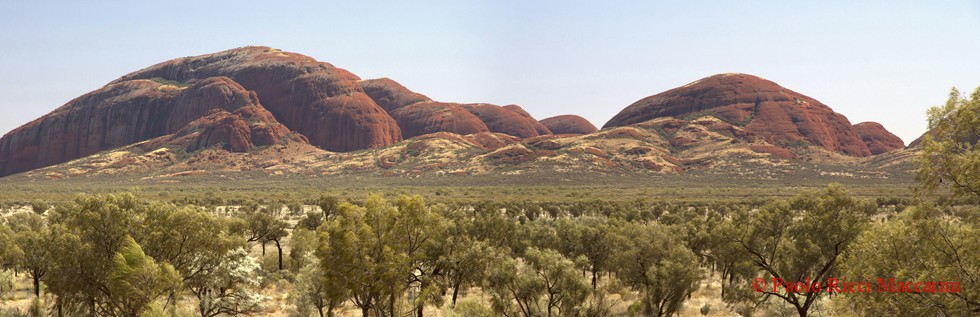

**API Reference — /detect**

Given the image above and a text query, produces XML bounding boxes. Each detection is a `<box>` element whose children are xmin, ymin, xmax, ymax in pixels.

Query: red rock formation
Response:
<box><xmin>359</xmin><ymin>78</ymin><xmax>431</xmax><ymax>112</ymax></box>
<box><xmin>749</xmin><ymin>145</ymin><xmax>797</xmax><ymax>159</ymax></box>
<box><xmin>466</xmin><ymin>132</ymin><xmax>521</xmax><ymax>151</ymax></box>
<box><xmin>0</xmin><ymin>76</ymin><xmax>271</xmax><ymax>176</ymax></box>
<box><xmin>540</xmin><ymin>115</ymin><xmax>598</xmax><ymax>135</ymax></box>
<box><xmin>604</xmin><ymin>73</ymin><xmax>873</xmax><ymax>156</ymax></box>
<box><xmin>109</xmin><ymin>46</ymin><xmax>402</xmax><ymax>152</ymax></box>
<box><xmin>389</xmin><ymin>102</ymin><xmax>489</xmax><ymax>138</ymax></box>
<box><xmin>502</xmin><ymin>105</ymin><xmax>552</xmax><ymax>135</ymax></box>
<box><xmin>144</xmin><ymin>105</ymin><xmax>307</xmax><ymax>153</ymax></box>
<box><xmin>1</xmin><ymin>46</ymin><xmax>593</xmax><ymax>176</ymax></box>
<box><xmin>0</xmin><ymin>46</ymin><xmax>412</xmax><ymax>176</ymax></box>
<box><xmin>462</xmin><ymin>104</ymin><xmax>541</xmax><ymax>138</ymax></box>
<box><xmin>852</xmin><ymin>122</ymin><xmax>904</xmax><ymax>155</ymax></box>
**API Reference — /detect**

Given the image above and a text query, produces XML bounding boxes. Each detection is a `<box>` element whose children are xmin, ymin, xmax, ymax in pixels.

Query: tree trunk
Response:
<box><xmin>32</xmin><ymin>274</ymin><xmax>40</xmax><ymax>297</ymax></box>
<box><xmin>417</xmin><ymin>305</ymin><xmax>424</xmax><ymax>317</ymax></box>
<box><xmin>275</xmin><ymin>239</ymin><xmax>283</xmax><ymax>271</ymax></box>
<box><xmin>390</xmin><ymin>292</ymin><xmax>396</xmax><ymax>317</ymax></box>
<box><xmin>317</xmin><ymin>305</ymin><xmax>324</xmax><ymax>317</ymax></box>
<box><xmin>451</xmin><ymin>284</ymin><xmax>461</xmax><ymax>306</ymax></box>
<box><xmin>261</xmin><ymin>241</ymin><xmax>266</xmax><ymax>256</ymax></box>
<box><xmin>362</xmin><ymin>306</ymin><xmax>370</xmax><ymax>317</ymax></box>
<box><xmin>591</xmin><ymin>267</ymin><xmax>598</xmax><ymax>290</ymax></box>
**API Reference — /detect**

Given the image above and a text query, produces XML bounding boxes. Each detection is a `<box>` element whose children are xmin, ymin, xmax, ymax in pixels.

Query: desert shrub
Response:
<box><xmin>0</xmin><ymin>270</ymin><xmax>14</xmax><ymax>300</ymax></box>
<box><xmin>29</xmin><ymin>200</ymin><xmax>48</xmax><ymax>214</ymax></box>
<box><xmin>735</xmin><ymin>304</ymin><xmax>754</xmax><ymax>317</ymax></box>
<box><xmin>447</xmin><ymin>298</ymin><xmax>494</xmax><ymax>317</ymax></box>
<box><xmin>0</xmin><ymin>307</ymin><xmax>27</xmax><ymax>317</ymax></box>
<box><xmin>259</xmin><ymin>253</ymin><xmax>293</xmax><ymax>280</ymax></box>
<box><xmin>28</xmin><ymin>297</ymin><xmax>44</xmax><ymax>317</ymax></box>
<box><xmin>287</xmin><ymin>202</ymin><xmax>303</xmax><ymax>216</ymax></box>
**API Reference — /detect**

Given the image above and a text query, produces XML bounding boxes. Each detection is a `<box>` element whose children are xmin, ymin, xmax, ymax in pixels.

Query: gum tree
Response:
<box><xmin>725</xmin><ymin>184</ymin><xmax>874</xmax><ymax>317</ymax></box>
<box><xmin>316</xmin><ymin>195</ymin><xmax>445</xmax><ymax>317</ymax></box>
<box><xmin>917</xmin><ymin>87</ymin><xmax>980</xmax><ymax>198</ymax></box>
<box><xmin>611</xmin><ymin>222</ymin><xmax>702</xmax><ymax>317</ymax></box>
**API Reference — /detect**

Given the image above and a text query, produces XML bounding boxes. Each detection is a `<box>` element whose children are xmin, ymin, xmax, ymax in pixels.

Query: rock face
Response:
<box><xmin>361</xmin><ymin>79</ymin><xmax>553</xmax><ymax>140</ymax></box>
<box><xmin>0</xmin><ymin>47</ymin><xmax>571</xmax><ymax>177</ymax></box>
<box><xmin>540</xmin><ymin>115</ymin><xmax>598</xmax><ymax>135</ymax></box>
<box><xmin>109</xmin><ymin>46</ymin><xmax>402</xmax><ymax>152</ymax></box>
<box><xmin>389</xmin><ymin>102</ymin><xmax>490</xmax><ymax>138</ymax></box>
<box><xmin>0</xmin><ymin>47</ymin><xmax>407</xmax><ymax>177</ymax></box>
<box><xmin>502</xmin><ymin>105</ymin><xmax>552</xmax><ymax>135</ymax></box>
<box><xmin>604</xmin><ymin>73</ymin><xmax>877</xmax><ymax>157</ymax></box>
<box><xmin>359</xmin><ymin>78</ymin><xmax>431</xmax><ymax>112</ymax></box>
<box><xmin>143</xmin><ymin>105</ymin><xmax>307</xmax><ymax>153</ymax></box>
<box><xmin>0</xmin><ymin>76</ymin><xmax>281</xmax><ymax>176</ymax></box>
<box><xmin>463</xmin><ymin>104</ymin><xmax>542</xmax><ymax>139</ymax></box>
<box><xmin>852</xmin><ymin>122</ymin><xmax>904</xmax><ymax>154</ymax></box>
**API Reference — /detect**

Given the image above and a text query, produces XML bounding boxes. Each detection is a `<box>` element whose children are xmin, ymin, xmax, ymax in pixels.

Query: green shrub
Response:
<box><xmin>0</xmin><ymin>270</ymin><xmax>14</xmax><ymax>300</ymax></box>
<box><xmin>447</xmin><ymin>298</ymin><xmax>493</xmax><ymax>317</ymax></box>
<box><xmin>30</xmin><ymin>200</ymin><xmax>49</xmax><ymax>214</ymax></box>
<box><xmin>0</xmin><ymin>307</ymin><xmax>27</xmax><ymax>317</ymax></box>
<box><xmin>28</xmin><ymin>297</ymin><xmax>44</xmax><ymax>317</ymax></box>
<box><xmin>735</xmin><ymin>304</ymin><xmax>754</xmax><ymax>317</ymax></box>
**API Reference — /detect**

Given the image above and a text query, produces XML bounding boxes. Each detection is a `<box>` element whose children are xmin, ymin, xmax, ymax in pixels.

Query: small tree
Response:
<box><xmin>612</xmin><ymin>222</ymin><xmax>702</xmax><ymax>317</ymax></box>
<box><xmin>30</xmin><ymin>200</ymin><xmax>49</xmax><ymax>215</ymax></box>
<box><xmin>108</xmin><ymin>236</ymin><xmax>182</xmax><ymax>316</ymax></box>
<box><xmin>3</xmin><ymin>213</ymin><xmax>51</xmax><ymax>297</ymax></box>
<box><xmin>189</xmin><ymin>248</ymin><xmax>267</xmax><ymax>317</ymax></box>
<box><xmin>289</xmin><ymin>228</ymin><xmax>318</xmax><ymax>272</ymax></box>
<box><xmin>264</xmin><ymin>220</ymin><xmax>289</xmax><ymax>271</ymax></box>
<box><xmin>0</xmin><ymin>224</ymin><xmax>23</xmax><ymax>269</ymax></box>
<box><xmin>316</xmin><ymin>195</ymin><xmax>445</xmax><ymax>317</ymax></box>
<box><xmin>486</xmin><ymin>247</ymin><xmax>595</xmax><ymax>317</ymax></box>
<box><xmin>912</xmin><ymin>88</ymin><xmax>980</xmax><ymax>314</ymax></box>
<box><xmin>841</xmin><ymin>204</ymin><xmax>980</xmax><ymax>315</ymax></box>
<box><xmin>725</xmin><ymin>184</ymin><xmax>874</xmax><ymax>317</ymax></box>
<box><xmin>315</xmin><ymin>195</ymin><xmax>340</xmax><ymax>219</ymax></box>
<box><xmin>13</xmin><ymin>229</ymin><xmax>53</xmax><ymax>297</ymax></box>
<box><xmin>553</xmin><ymin>217</ymin><xmax>615</xmax><ymax>290</ymax></box>
<box><xmin>443</xmin><ymin>237</ymin><xmax>494</xmax><ymax>306</ymax></box>
<box><xmin>317</xmin><ymin>196</ymin><xmax>409</xmax><ymax>317</ymax></box>
<box><xmin>0</xmin><ymin>270</ymin><xmax>14</xmax><ymax>301</ymax></box>
<box><xmin>290</xmin><ymin>257</ymin><xmax>344</xmax><ymax>317</ymax></box>
<box><xmin>917</xmin><ymin>87</ymin><xmax>980</xmax><ymax>198</ymax></box>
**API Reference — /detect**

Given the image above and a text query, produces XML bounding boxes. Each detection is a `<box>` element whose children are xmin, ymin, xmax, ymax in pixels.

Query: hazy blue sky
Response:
<box><xmin>2</xmin><ymin>1</ymin><xmax>978</xmax><ymax>143</ymax></box>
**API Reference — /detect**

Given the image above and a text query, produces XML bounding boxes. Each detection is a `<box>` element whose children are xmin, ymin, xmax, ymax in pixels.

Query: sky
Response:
<box><xmin>1</xmin><ymin>1</ymin><xmax>979</xmax><ymax>144</ymax></box>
